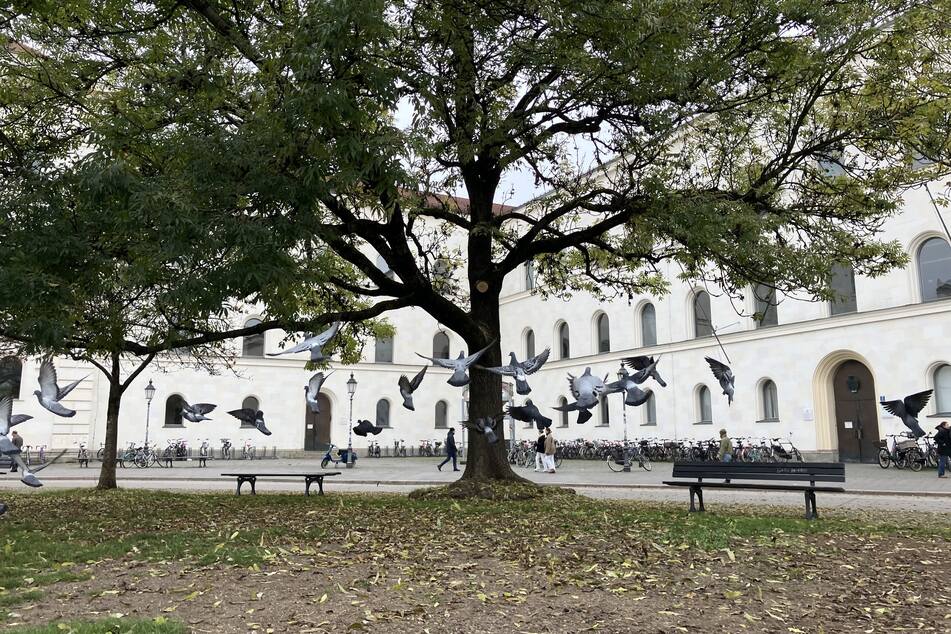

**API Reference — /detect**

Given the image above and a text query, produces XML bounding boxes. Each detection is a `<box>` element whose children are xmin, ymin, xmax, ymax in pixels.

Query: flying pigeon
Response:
<box><xmin>606</xmin><ymin>368</ymin><xmax>653</xmax><ymax>406</ymax></box>
<box><xmin>1</xmin><ymin>396</ymin><xmax>62</xmax><ymax>487</ymax></box>
<box><xmin>227</xmin><ymin>408</ymin><xmax>272</xmax><ymax>435</ymax></box>
<box><xmin>268</xmin><ymin>322</ymin><xmax>341</xmax><ymax>362</ymax></box>
<box><xmin>506</xmin><ymin>399</ymin><xmax>552</xmax><ymax>430</ymax></box>
<box><xmin>305</xmin><ymin>371</ymin><xmax>333</xmax><ymax>413</ymax></box>
<box><xmin>464</xmin><ymin>416</ymin><xmax>499</xmax><ymax>444</ymax></box>
<box><xmin>553</xmin><ymin>367</ymin><xmax>608</xmax><ymax>424</ymax></box>
<box><xmin>34</xmin><ymin>359</ymin><xmax>87</xmax><ymax>418</ymax></box>
<box><xmin>880</xmin><ymin>390</ymin><xmax>933</xmax><ymax>438</ymax></box>
<box><xmin>479</xmin><ymin>348</ymin><xmax>551</xmax><ymax>395</ymax></box>
<box><xmin>398</xmin><ymin>366</ymin><xmax>427</xmax><ymax>411</ymax></box>
<box><xmin>705</xmin><ymin>357</ymin><xmax>735</xmax><ymax>405</ymax></box>
<box><xmin>181</xmin><ymin>401</ymin><xmax>217</xmax><ymax>423</ymax></box>
<box><xmin>353</xmin><ymin>419</ymin><xmax>384</xmax><ymax>436</ymax></box>
<box><xmin>621</xmin><ymin>355</ymin><xmax>667</xmax><ymax>387</ymax></box>
<box><xmin>416</xmin><ymin>340</ymin><xmax>496</xmax><ymax>387</ymax></box>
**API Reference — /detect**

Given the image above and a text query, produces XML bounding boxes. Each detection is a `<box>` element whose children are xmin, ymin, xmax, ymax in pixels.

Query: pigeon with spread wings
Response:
<box><xmin>880</xmin><ymin>390</ymin><xmax>933</xmax><ymax>438</ymax></box>
<box><xmin>398</xmin><ymin>366</ymin><xmax>427</xmax><ymax>411</ymax></box>
<box><xmin>480</xmin><ymin>348</ymin><xmax>551</xmax><ymax>395</ymax></box>
<box><xmin>605</xmin><ymin>367</ymin><xmax>653</xmax><ymax>406</ymax></box>
<box><xmin>268</xmin><ymin>322</ymin><xmax>341</xmax><ymax>362</ymax></box>
<box><xmin>305</xmin><ymin>371</ymin><xmax>333</xmax><ymax>413</ymax></box>
<box><xmin>621</xmin><ymin>355</ymin><xmax>667</xmax><ymax>387</ymax></box>
<box><xmin>34</xmin><ymin>359</ymin><xmax>87</xmax><ymax>418</ymax></box>
<box><xmin>353</xmin><ymin>419</ymin><xmax>384</xmax><ymax>436</ymax></box>
<box><xmin>704</xmin><ymin>357</ymin><xmax>735</xmax><ymax>405</ymax></box>
<box><xmin>227</xmin><ymin>408</ymin><xmax>272</xmax><ymax>435</ymax></box>
<box><xmin>416</xmin><ymin>340</ymin><xmax>495</xmax><ymax>387</ymax></box>
<box><xmin>506</xmin><ymin>399</ymin><xmax>552</xmax><ymax>430</ymax></box>
<box><xmin>182</xmin><ymin>401</ymin><xmax>217</xmax><ymax>423</ymax></box>
<box><xmin>553</xmin><ymin>367</ymin><xmax>608</xmax><ymax>424</ymax></box>
<box><xmin>464</xmin><ymin>416</ymin><xmax>500</xmax><ymax>444</ymax></box>
<box><xmin>1</xmin><ymin>396</ymin><xmax>64</xmax><ymax>487</ymax></box>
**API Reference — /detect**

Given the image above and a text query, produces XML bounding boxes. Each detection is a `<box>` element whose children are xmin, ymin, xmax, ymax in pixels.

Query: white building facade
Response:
<box><xmin>2</xmin><ymin>186</ymin><xmax>951</xmax><ymax>462</ymax></box>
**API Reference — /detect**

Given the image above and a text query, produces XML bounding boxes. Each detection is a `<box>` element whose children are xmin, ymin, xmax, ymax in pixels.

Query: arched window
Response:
<box><xmin>524</xmin><ymin>261</ymin><xmax>535</xmax><ymax>291</ymax></box>
<box><xmin>435</xmin><ymin>400</ymin><xmax>448</xmax><ymax>428</ymax></box>
<box><xmin>644</xmin><ymin>392</ymin><xmax>657</xmax><ymax>426</ymax></box>
<box><xmin>753</xmin><ymin>284</ymin><xmax>778</xmax><ymax>327</ymax></box>
<box><xmin>596</xmin><ymin>314</ymin><xmax>610</xmax><ymax>353</ymax></box>
<box><xmin>558</xmin><ymin>322</ymin><xmax>570</xmax><ymax>359</ymax></box>
<box><xmin>0</xmin><ymin>356</ymin><xmax>23</xmax><ymax>399</ymax></box>
<box><xmin>761</xmin><ymin>380</ymin><xmax>779</xmax><ymax>421</ymax></box>
<box><xmin>697</xmin><ymin>386</ymin><xmax>713</xmax><ymax>423</ymax></box>
<box><xmin>641</xmin><ymin>303</ymin><xmax>657</xmax><ymax>347</ymax></box>
<box><xmin>558</xmin><ymin>397</ymin><xmax>569</xmax><ymax>427</ymax></box>
<box><xmin>598</xmin><ymin>395</ymin><xmax>610</xmax><ymax>426</ymax></box>
<box><xmin>376</xmin><ymin>254</ymin><xmax>396</xmax><ymax>280</ymax></box>
<box><xmin>829</xmin><ymin>263</ymin><xmax>857</xmax><ymax>315</ymax></box>
<box><xmin>917</xmin><ymin>237</ymin><xmax>951</xmax><ymax>302</ymax></box>
<box><xmin>374</xmin><ymin>336</ymin><xmax>394</xmax><ymax>363</ymax></box>
<box><xmin>934</xmin><ymin>365</ymin><xmax>951</xmax><ymax>414</ymax></box>
<box><xmin>164</xmin><ymin>394</ymin><xmax>185</xmax><ymax>427</ymax></box>
<box><xmin>525</xmin><ymin>329</ymin><xmax>535</xmax><ymax>359</ymax></box>
<box><xmin>432</xmin><ymin>331</ymin><xmax>451</xmax><ymax>359</ymax></box>
<box><xmin>376</xmin><ymin>399</ymin><xmax>391</xmax><ymax>427</ymax></box>
<box><xmin>693</xmin><ymin>292</ymin><xmax>713</xmax><ymax>338</ymax></box>
<box><xmin>240</xmin><ymin>396</ymin><xmax>259</xmax><ymax>427</ymax></box>
<box><xmin>242</xmin><ymin>319</ymin><xmax>265</xmax><ymax>357</ymax></box>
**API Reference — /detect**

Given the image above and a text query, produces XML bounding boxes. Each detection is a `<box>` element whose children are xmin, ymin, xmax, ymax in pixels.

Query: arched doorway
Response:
<box><xmin>304</xmin><ymin>394</ymin><xmax>332</xmax><ymax>451</ymax></box>
<box><xmin>832</xmin><ymin>360</ymin><xmax>879</xmax><ymax>462</ymax></box>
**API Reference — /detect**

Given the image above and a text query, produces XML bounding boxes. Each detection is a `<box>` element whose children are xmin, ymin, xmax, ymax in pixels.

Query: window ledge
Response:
<box><xmin>595</xmin><ymin>423</ymin><xmax>610</xmax><ymax>427</ymax></box>
<box><xmin>163</xmin><ymin>424</ymin><xmax>185</xmax><ymax>429</ymax></box>
<box><xmin>756</xmin><ymin>418</ymin><xmax>781</xmax><ymax>423</ymax></box>
<box><xmin>640</xmin><ymin>422</ymin><xmax>657</xmax><ymax>427</ymax></box>
<box><xmin>694</xmin><ymin>421</ymin><xmax>713</xmax><ymax>425</ymax></box>
<box><xmin>926</xmin><ymin>413</ymin><xmax>951</xmax><ymax>418</ymax></box>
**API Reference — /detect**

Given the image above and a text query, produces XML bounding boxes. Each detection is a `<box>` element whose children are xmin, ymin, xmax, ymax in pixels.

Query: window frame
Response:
<box><xmin>376</xmin><ymin>399</ymin><xmax>391</xmax><ymax>428</ymax></box>
<box><xmin>241</xmin><ymin>318</ymin><xmax>265</xmax><ymax>357</ymax></box>
<box><xmin>696</xmin><ymin>385</ymin><xmax>713</xmax><ymax>424</ymax></box>
<box><xmin>640</xmin><ymin>303</ymin><xmax>657</xmax><ymax>347</ymax></box>
<box><xmin>596</xmin><ymin>313</ymin><xmax>611</xmax><ymax>353</ymax></box>
<box><xmin>435</xmin><ymin>400</ymin><xmax>448</xmax><ymax>429</ymax></box>
<box><xmin>164</xmin><ymin>394</ymin><xmax>187</xmax><ymax>428</ymax></box>
<box><xmin>374</xmin><ymin>336</ymin><xmax>394</xmax><ymax>363</ymax></box>
<box><xmin>432</xmin><ymin>331</ymin><xmax>451</xmax><ymax>359</ymax></box>
<box><xmin>693</xmin><ymin>292</ymin><xmax>713</xmax><ymax>338</ymax></box>
<box><xmin>0</xmin><ymin>356</ymin><xmax>23</xmax><ymax>400</ymax></box>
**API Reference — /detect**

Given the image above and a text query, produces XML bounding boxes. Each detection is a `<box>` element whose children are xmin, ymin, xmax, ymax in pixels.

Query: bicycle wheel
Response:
<box><xmin>555</xmin><ymin>456</ymin><xmax>563</xmax><ymax>469</ymax></box>
<box><xmin>639</xmin><ymin>456</ymin><xmax>652</xmax><ymax>472</ymax></box>
<box><xmin>877</xmin><ymin>449</ymin><xmax>890</xmax><ymax>469</ymax></box>
<box><xmin>96</xmin><ymin>447</ymin><xmax>104</xmax><ymax>460</ymax></box>
<box><xmin>320</xmin><ymin>458</ymin><xmax>330</xmax><ymax>469</ymax></box>
<box><xmin>792</xmin><ymin>449</ymin><xmax>804</xmax><ymax>462</ymax></box>
<box><xmin>908</xmin><ymin>449</ymin><xmax>924</xmax><ymax>472</ymax></box>
<box><xmin>606</xmin><ymin>456</ymin><xmax>625</xmax><ymax>472</ymax></box>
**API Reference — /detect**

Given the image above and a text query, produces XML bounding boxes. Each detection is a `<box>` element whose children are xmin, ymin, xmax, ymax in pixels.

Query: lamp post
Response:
<box><xmin>618</xmin><ymin>365</ymin><xmax>630</xmax><ymax>472</ymax></box>
<box><xmin>346</xmin><ymin>373</ymin><xmax>357</xmax><ymax>468</ymax></box>
<box><xmin>144</xmin><ymin>380</ymin><xmax>156</xmax><ymax>448</ymax></box>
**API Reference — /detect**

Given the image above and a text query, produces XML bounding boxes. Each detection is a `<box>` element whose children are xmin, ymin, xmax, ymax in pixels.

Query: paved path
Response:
<box><xmin>2</xmin><ymin>457</ymin><xmax>948</xmax><ymax>512</ymax></box>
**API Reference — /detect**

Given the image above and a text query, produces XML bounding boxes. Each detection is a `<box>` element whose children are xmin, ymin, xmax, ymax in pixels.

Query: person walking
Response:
<box><xmin>9</xmin><ymin>431</ymin><xmax>22</xmax><ymax>473</ymax></box>
<box><xmin>718</xmin><ymin>429</ymin><xmax>733</xmax><ymax>463</ymax></box>
<box><xmin>935</xmin><ymin>421</ymin><xmax>951</xmax><ymax>478</ymax></box>
<box><xmin>543</xmin><ymin>428</ymin><xmax>557</xmax><ymax>473</ymax></box>
<box><xmin>437</xmin><ymin>427</ymin><xmax>459</xmax><ymax>472</ymax></box>
<box><xmin>534</xmin><ymin>429</ymin><xmax>546</xmax><ymax>472</ymax></box>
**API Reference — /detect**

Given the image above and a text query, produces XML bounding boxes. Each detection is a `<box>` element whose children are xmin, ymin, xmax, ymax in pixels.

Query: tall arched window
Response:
<box><xmin>596</xmin><ymin>314</ymin><xmax>611</xmax><ymax>353</ymax></box>
<box><xmin>374</xmin><ymin>336</ymin><xmax>394</xmax><ymax>363</ymax></box>
<box><xmin>432</xmin><ymin>331</ymin><xmax>451</xmax><ymax>359</ymax></box>
<box><xmin>934</xmin><ymin>365</ymin><xmax>951</xmax><ymax>414</ymax></box>
<box><xmin>693</xmin><ymin>292</ymin><xmax>713</xmax><ymax>338</ymax></box>
<box><xmin>376</xmin><ymin>399</ymin><xmax>391</xmax><ymax>427</ymax></box>
<box><xmin>435</xmin><ymin>400</ymin><xmax>448</xmax><ymax>428</ymax></box>
<box><xmin>240</xmin><ymin>396</ymin><xmax>259</xmax><ymax>427</ymax></box>
<box><xmin>524</xmin><ymin>261</ymin><xmax>535</xmax><ymax>291</ymax></box>
<box><xmin>697</xmin><ymin>386</ymin><xmax>713</xmax><ymax>423</ymax></box>
<box><xmin>640</xmin><ymin>303</ymin><xmax>657</xmax><ymax>347</ymax></box>
<box><xmin>761</xmin><ymin>380</ymin><xmax>779</xmax><ymax>421</ymax></box>
<box><xmin>917</xmin><ymin>237</ymin><xmax>951</xmax><ymax>302</ymax></box>
<box><xmin>376</xmin><ymin>254</ymin><xmax>396</xmax><ymax>280</ymax></box>
<box><xmin>644</xmin><ymin>392</ymin><xmax>657</xmax><ymax>426</ymax></box>
<box><xmin>753</xmin><ymin>284</ymin><xmax>778</xmax><ymax>327</ymax></box>
<box><xmin>242</xmin><ymin>319</ymin><xmax>265</xmax><ymax>357</ymax></box>
<box><xmin>525</xmin><ymin>329</ymin><xmax>535</xmax><ymax>359</ymax></box>
<box><xmin>558</xmin><ymin>322</ymin><xmax>570</xmax><ymax>359</ymax></box>
<box><xmin>829</xmin><ymin>263</ymin><xmax>857</xmax><ymax>315</ymax></box>
<box><xmin>164</xmin><ymin>394</ymin><xmax>186</xmax><ymax>427</ymax></box>
<box><xmin>558</xmin><ymin>397</ymin><xmax>569</xmax><ymax>427</ymax></box>
<box><xmin>598</xmin><ymin>395</ymin><xmax>610</xmax><ymax>426</ymax></box>
<box><xmin>0</xmin><ymin>356</ymin><xmax>23</xmax><ymax>399</ymax></box>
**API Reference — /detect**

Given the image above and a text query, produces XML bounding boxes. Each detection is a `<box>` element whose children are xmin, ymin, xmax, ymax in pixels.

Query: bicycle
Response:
<box><xmin>242</xmin><ymin>439</ymin><xmax>256</xmax><ymax>460</ymax></box>
<box><xmin>606</xmin><ymin>444</ymin><xmax>652</xmax><ymax>472</ymax></box>
<box><xmin>221</xmin><ymin>438</ymin><xmax>233</xmax><ymax>460</ymax></box>
<box><xmin>77</xmin><ymin>442</ymin><xmax>89</xmax><ymax>465</ymax></box>
<box><xmin>878</xmin><ymin>434</ymin><xmax>923</xmax><ymax>471</ymax></box>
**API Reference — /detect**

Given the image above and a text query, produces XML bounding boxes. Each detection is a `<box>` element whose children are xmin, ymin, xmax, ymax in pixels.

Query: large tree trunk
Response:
<box><xmin>97</xmin><ymin>360</ymin><xmax>122</xmax><ymax>490</ymax></box>
<box><xmin>459</xmin><ymin>286</ymin><xmax>528</xmax><ymax>483</ymax></box>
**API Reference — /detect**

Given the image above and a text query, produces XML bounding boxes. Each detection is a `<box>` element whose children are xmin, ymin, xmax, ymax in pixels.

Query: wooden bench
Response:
<box><xmin>221</xmin><ymin>472</ymin><xmax>342</xmax><ymax>496</ymax></box>
<box><xmin>663</xmin><ymin>462</ymin><xmax>846</xmax><ymax>520</ymax></box>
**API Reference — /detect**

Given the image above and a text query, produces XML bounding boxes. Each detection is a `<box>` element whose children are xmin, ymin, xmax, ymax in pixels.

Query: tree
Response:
<box><xmin>3</xmin><ymin>0</ymin><xmax>947</xmax><ymax>487</ymax></box>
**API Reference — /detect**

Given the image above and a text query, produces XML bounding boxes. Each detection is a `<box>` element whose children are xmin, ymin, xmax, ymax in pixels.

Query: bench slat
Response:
<box><xmin>663</xmin><ymin>481</ymin><xmax>845</xmax><ymax>493</ymax></box>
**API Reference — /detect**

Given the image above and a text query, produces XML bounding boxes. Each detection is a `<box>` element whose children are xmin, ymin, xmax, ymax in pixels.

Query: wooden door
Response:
<box><xmin>832</xmin><ymin>360</ymin><xmax>879</xmax><ymax>462</ymax></box>
<box><xmin>304</xmin><ymin>394</ymin><xmax>332</xmax><ymax>451</ymax></box>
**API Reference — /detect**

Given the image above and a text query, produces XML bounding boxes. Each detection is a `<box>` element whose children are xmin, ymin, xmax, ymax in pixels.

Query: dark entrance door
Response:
<box><xmin>832</xmin><ymin>360</ymin><xmax>879</xmax><ymax>462</ymax></box>
<box><xmin>304</xmin><ymin>394</ymin><xmax>332</xmax><ymax>451</ymax></box>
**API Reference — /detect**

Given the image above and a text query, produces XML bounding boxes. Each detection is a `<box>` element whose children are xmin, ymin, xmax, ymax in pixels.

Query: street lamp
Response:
<box><xmin>617</xmin><ymin>364</ymin><xmax>630</xmax><ymax>472</ymax></box>
<box><xmin>144</xmin><ymin>380</ymin><xmax>156</xmax><ymax>448</ymax></box>
<box><xmin>346</xmin><ymin>373</ymin><xmax>357</xmax><ymax>468</ymax></box>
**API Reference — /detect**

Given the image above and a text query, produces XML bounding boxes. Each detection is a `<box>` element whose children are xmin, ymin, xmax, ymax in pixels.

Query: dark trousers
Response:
<box><xmin>439</xmin><ymin>453</ymin><xmax>458</xmax><ymax>470</ymax></box>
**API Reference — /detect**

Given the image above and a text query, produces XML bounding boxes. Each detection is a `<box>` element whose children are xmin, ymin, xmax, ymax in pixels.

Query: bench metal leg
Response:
<box><xmin>198</xmin><ymin>457</ymin><xmax>207</xmax><ymax>467</ymax></box>
<box><xmin>689</xmin><ymin>485</ymin><xmax>705</xmax><ymax>513</ymax></box>
<box><xmin>236</xmin><ymin>475</ymin><xmax>256</xmax><ymax>496</ymax></box>
<box><xmin>304</xmin><ymin>476</ymin><xmax>325</xmax><ymax>496</ymax></box>
<box><xmin>804</xmin><ymin>490</ymin><xmax>818</xmax><ymax>520</ymax></box>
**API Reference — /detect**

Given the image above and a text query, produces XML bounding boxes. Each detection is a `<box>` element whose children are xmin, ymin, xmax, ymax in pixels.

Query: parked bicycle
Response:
<box><xmin>878</xmin><ymin>433</ymin><xmax>924</xmax><ymax>471</ymax></box>
<box><xmin>241</xmin><ymin>439</ymin><xmax>256</xmax><ymax>460</ymax></box>
<box><xmin>220</xmin><ymin>438</ymin><xmax>233</xmax><ymax>460</ymax></box>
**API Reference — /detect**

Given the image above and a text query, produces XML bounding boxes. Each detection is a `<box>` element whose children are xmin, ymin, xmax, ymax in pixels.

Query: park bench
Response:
<box><xmin>663</xmin><ymin>461</ymin><xmax>846</xmax><ymax>520</ymax></box>
<box><xmin>221</xmin><ymin>471</ymin><xmax>342</xmax><ymax>496</ymax></box>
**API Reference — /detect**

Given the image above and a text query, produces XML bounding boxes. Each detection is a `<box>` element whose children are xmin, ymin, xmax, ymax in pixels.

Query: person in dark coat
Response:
<box><xmin>935</xmin><ymin>421</ymin><xmax>951</xmax><ymax>478</ymax></box>
<box><xmin>534</xmin><ymin>430</ymin><xmax>546</xmax><ymax>472</ymax></box>
<box><xmin>9</xmin><ymin>431</ymin><xmax>22</xmax><ymax>473</ymax></box>
<box><xmin>437</xmin><ymin>428</ymin><xmax>459</xmax><ymax>471</ymax></box>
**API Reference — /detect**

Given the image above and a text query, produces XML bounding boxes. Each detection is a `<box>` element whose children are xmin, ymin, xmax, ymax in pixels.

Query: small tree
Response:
<box><xmin>3</xmin><ymin>0</ymin><xmax>948</xmax><ymax>489</ymax></box>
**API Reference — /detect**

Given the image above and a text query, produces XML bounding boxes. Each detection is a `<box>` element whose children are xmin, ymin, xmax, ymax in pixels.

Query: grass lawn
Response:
<box><xmin>0</xmin><ymin>489</ymin><xmax>948</xmax><ymax>633</ymax></box>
